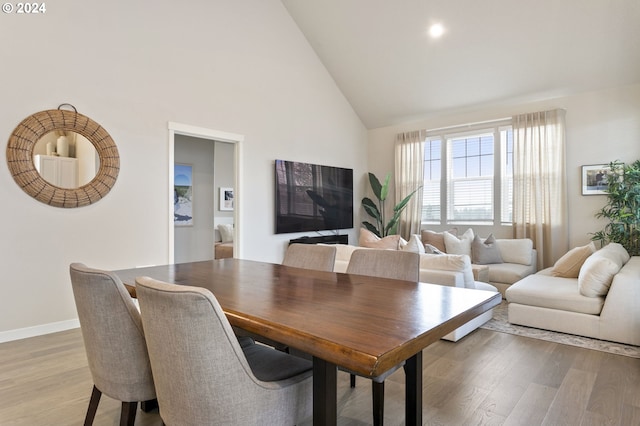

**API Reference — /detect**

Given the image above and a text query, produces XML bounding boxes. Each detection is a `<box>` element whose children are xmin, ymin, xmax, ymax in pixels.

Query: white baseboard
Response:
<box><xmin>0</xmin><ymin>319</ymin><xmax>80</xmax><ymax>344</ymax></box>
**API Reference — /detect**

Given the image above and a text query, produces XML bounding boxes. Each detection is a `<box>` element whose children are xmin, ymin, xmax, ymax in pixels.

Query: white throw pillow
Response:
<box><xmin>578</xmin><ymin>245</ymin><xmax>625</xmax><ymax>297</ymax></box>
<box><xmin>496</xmin><ymin>238</ymin><xmax>533</xmax><ymax>265</ymax></box>
<box><xmin>400</xmin><ymin>235</ymin><xmax>426</xmax><ymax>254</ymax></box>
<box><xmin>444</xmin><ymin>228</ymin><xmax>474</xmax><ymax>257</ymax></box>
<box><xmin>599</xmin><ymin>242</ymin><xmax>630</xmax><ymax>265</ymax></box>
<box><xmin>218</xmin><ymin>224</ymin><xmax>234</xmax><ymax>243</ymax></box>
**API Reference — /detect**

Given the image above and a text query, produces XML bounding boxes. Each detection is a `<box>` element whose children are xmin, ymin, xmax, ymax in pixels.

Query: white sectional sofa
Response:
<box><xmin>420</xmin><ymin>228</ymin><xmax>537</xmax><ymax>296</ymax></box>
<box><xmin>506</xmin><ymin>243</ymin><xmax>640</xmax><ymax>346</ymax></box>
<box><xmin>331</xmin><ymin>243</ymin><xmax>501</xmax><ymax>342</ymax></box>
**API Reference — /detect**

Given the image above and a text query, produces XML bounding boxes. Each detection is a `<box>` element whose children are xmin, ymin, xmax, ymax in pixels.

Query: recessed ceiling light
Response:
<box><xmin>429</xmin><ymin>23</ymin><xmax>445</xmax><ymax>39</ymax></box>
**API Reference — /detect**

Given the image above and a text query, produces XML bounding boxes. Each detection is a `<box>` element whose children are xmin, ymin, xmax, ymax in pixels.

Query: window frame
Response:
<box><xmin>421</xmin><ymin>120</ymin><xmax>513</xmax><ymax>226</ymax></box>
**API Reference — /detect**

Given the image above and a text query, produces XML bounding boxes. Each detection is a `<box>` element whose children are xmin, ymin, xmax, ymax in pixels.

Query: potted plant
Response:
<box><xmin>592</xmin><ymin>159</ymin><xmax>640</xmax><ymax>256</ymax></box>
<box><xmin>361</xmin><ymin>172</ymin><xmax>420</xmax><ymax>237</ymax></box>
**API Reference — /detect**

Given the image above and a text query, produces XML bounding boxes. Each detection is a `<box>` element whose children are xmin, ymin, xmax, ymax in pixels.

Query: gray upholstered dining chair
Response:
<box><xmin>282</xmin><ymin>243</ymin><xmax>337</xmax><ymax>271</ymax></box>
<box><xmin>69</xmin><ymin>263</ymin><xmax>156</xmax><ymax>426</ymax></box>
<box><xmin>345</xmin><ymin>248</ymin><xmax>421</xmax><ymax>426</ymax></box>
<box><xmin>135</xmin><ymin>276</ymin><xmax>313</xmax><ymax>426</ymax></box>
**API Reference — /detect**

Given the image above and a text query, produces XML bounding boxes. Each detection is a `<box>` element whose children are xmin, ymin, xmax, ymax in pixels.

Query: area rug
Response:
<box><xmin>480</xmin><ymin>301</ymin><xmax>640</xmax><ymax>358</ymax></box>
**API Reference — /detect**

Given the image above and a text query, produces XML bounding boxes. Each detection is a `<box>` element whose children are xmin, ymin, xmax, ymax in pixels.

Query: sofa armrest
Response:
<box><xmin>419</xmin><ymin>270</ymin><xmax>466</xmax><ymax>288</ymax></box>
<box><xmin>599</xmin><ymin>257</ymin><xmax>640</xmax><ymax>346</ymax></box>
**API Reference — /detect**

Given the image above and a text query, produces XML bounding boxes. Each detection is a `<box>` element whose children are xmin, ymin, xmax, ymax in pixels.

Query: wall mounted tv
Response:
<box><xmin>275</xmin><ymin>159</ymin><xmax>354</xmax><ymax>234</ymax></box>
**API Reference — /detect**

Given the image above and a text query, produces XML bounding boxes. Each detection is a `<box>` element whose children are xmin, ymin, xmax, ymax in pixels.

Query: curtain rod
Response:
<box><xmin>425</xmin><ymin>116</ymin><xmax>512</xmax><ymax>133</ymax></box>
<box><xmin>422</xmin><ymin>107</ymin><xmax>567</xmax><ymax>134</ymax></box>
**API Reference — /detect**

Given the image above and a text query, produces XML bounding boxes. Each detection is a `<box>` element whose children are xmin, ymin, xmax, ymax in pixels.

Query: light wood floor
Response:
<box><xmin>1</xmin><ymin>327</ymin><xmax>639</xmax><ymax>425</ymax></box>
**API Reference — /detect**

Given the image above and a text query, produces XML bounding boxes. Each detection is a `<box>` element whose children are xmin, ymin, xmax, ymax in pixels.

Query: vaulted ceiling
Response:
<box><xmin>282</xmin><ymin>0</ymin><xmax>640</xmax><ymax>129</ymax></box>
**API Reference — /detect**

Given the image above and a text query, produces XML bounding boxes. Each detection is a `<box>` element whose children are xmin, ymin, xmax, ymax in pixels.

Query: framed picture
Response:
<box><xmin>581</xmin><ymin>164</ymin><xmax>610</xmax><ymax>195</ymax></box>
<box><xmin>174</xmin><ymin>164</ymin><xmax>193</xmax><ymax>226</ymax></box>
<box><xmin>220</xmin><ymin>187</ymin><xmax>234</xmax><ymax>211</ymax></box>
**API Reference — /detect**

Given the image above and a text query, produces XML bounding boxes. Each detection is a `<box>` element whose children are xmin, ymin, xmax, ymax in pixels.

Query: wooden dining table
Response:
<box><xmin>114</xmin><ymin>258</ymin><xmax>501</xmax><ymax>425</ymax></box>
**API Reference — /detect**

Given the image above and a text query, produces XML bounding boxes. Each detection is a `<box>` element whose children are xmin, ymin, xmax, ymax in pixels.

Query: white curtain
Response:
<box><xmin>512</xmin><ymin>109</ymin><xmax>568</xmax><ymax>269</ymax></box>
<box><xmin>395</xmin><ymin>130</ymin><xmax>425</xmax><ymax>240</ymax></box>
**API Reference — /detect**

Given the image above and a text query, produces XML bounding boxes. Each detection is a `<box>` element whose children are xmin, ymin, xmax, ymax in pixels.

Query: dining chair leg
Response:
<box><xmin>83</xmin><ymin>385</ymin><xmax>102</xmax><ymax>426</ymax></box>
<box><xmin>120</xmin><ymin>401</ymin><xmax>138</xmax><ymax>426</ymax></box>
<box><xmin>372</xmin><ymin>380</ymin><xmax>385</xmax><ymax>426</ymax></box>
<box><xmin>350</xmin><ymin>373</ymin><xmax>356</xmax><ymax>388</ymax></box>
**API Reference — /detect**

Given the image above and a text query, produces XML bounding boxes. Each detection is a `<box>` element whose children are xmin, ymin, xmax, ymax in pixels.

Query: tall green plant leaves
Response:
<box><xmin>361</xmin><ymin>172</ymin><xmax>420</xmax><ymax>237</ymax></box>
<box><xmin>384</xmin><ymin>188</ymin><xmax>421</xmax><ymax>236</ymax></box>
<box><xmin>592</xmin><ymin>159</ymin><xmax>640</xmax><ymax>256</ymax></box>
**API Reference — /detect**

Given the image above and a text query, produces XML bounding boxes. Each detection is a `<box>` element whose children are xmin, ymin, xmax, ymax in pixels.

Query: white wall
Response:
<box><xmin>368</xmin><ymin>84</ymin><xmax>640</xmax><ymax>248</ymax></box>
<box><xmin>0</xmin><ymin>0</ymin><xmax>367</xmax><ymax>337</ymax></box>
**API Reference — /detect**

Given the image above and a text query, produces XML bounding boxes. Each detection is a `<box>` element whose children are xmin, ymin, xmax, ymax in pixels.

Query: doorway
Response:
<box><xmin>168</xmin><ymin>122</ymin><xmax>243</xmax><ymax>263</ymax></box>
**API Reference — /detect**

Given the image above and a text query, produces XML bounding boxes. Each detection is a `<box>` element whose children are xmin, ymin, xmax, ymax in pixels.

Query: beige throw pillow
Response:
<box><xmin>420</xmin><ymin>228</ymin><xmax>457</xmax><ymax>253</ymax></box>
<box><xmin>551</xmin><ymin>242</ymin><xmax>596</xmax><ymax>278</ymax></box>
<box><xmin>359</xmin><ymin>228</ymin><xmax>401</xmax><ymax>250</ymax></box>
<box><xmin>471</xmin><ymin>234</ymin><xmax>504</xmax><ymax>265</ymax></box>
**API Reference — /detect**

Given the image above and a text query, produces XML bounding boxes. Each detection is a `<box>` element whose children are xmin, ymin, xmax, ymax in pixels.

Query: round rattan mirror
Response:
<box><xmin>6</xmin><ymin>107</ymin><xmax>119</xmax><ymax>208</ymax></box>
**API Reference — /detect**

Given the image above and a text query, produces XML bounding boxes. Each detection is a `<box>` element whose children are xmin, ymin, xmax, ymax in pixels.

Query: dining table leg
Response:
<box><xmin>313</xmin><ymin>357</ymin><xmax>338</xmax><ymax>426</ymax></box>
<box><xmin>404</xmin><ymin>351</ymin><xmax>423</xmax><ymax>425</ymax></box>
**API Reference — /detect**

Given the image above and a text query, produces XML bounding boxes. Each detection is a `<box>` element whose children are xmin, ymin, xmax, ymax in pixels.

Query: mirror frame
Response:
<box><xmin>6</xmin><ymin>109</ymin><xmax>119</xmax><ymax>208</ymax></box>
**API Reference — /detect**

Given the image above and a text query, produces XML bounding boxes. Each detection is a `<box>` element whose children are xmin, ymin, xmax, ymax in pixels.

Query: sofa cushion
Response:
<box><xmin>444</xmin><ymin>228</ymin><xmax>474</xmax><ymax>256</ymax></box>
<box><xmin>474</xmin><ymin>281</ymin><xmax>499</xmax><ymax>293</ymax></box>
<box><xmin>551</xmin><ymin>242</ymin><xmax>596</xmax><ymax>278</ymax></box>
<box><xmin>420</xmin><ymin>228</ymin><xmax>457</xmax><ymax>252</ymax></box>
<box><xmin>488</xmin><ymin>262</ymin><xmax>537</xmax><ymax>285</ymax></box>
<box><xmin>496</xmin><ymin>239</ymin><xmax>533</xmax><ymax>265</ymax></box>
<box><xmin>506</xmin><ymin>272</ymin><xmax>605</xmax><ymax>315</ymax></box>
<box><xmin>420</xmin><ymin>253</ymin><xmax>475</xmax><ymax>289</ymax></box>
<box><xmin>471</xmin><ymin>234</ymin><xmax>504</xmax><ymax>265</ymax></box>
<box><xmin>331</xmin><ymin>244</ymin><xmax>360</xmax><ymax>273</ymax></box>
<box><xmin>578</xmin><ymin>243</ymin><xmax>627</xmax><ymax>297</ymax></box>
<box><xmin>359</xmin><ymin>228</ymin><xmax>401</xmax><ymax>250</ymax></box>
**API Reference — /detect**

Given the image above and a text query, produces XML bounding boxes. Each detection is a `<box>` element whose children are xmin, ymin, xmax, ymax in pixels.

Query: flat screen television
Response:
<box><xmin>275</xmin><ymin>159</ymin><xmax>354</xmax><ymax>234</ymax></box>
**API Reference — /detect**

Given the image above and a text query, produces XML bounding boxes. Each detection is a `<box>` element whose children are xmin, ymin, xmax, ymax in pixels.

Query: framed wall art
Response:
<box><xmin>581</xmin><ymin>164</ymin><xmax>610</xmax><ymax>195</ymax></box>
<box><xmin>174</xmin><ymin>164</ymin><xmax>194</xmax><ymax>225</ymax></box>
<box><xmin>220</xmin><ymin>187</ymin><xmax>234</xmax><ymax>211</ymax></box>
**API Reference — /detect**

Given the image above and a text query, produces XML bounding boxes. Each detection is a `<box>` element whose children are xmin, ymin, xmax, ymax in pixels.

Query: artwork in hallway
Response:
<box><xmin>174</xmin><ymin>163</ymin><xmax>193</xmax><ymax>226</ymax></box>
<box><xmin>220</xmin><ymin>187</ymin><xmax>234</xmax><ymax>211</ymax></box>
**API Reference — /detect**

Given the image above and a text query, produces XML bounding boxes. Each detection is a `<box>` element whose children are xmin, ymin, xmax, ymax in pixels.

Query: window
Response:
<box><xmin>422</xmin><ymin>139</ymin><xmax>441</xmax><ymax>222</ymax></box>
<box><xmin>422</xmin><ymin>122</ymin><xmax>513</xmax><ymax>225</ymax></box>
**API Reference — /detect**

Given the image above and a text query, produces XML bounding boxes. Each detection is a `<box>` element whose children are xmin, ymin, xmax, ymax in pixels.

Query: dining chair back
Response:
<box><xmin>135</xmin><ymin>276</ymin><xmax>313</xmax><ymax>426</ymax></box>
<box><xmin>282</xmin><ymin>243</ymin><xmax>337</xmax><ymax>271</ymax></box>
<box><xmin>344</xmin><ymin>248</ymin><xmax>421</xmax><ymax>425</ymax></box>
<box><xmin>346</xmin><ymin>248</ymin><xmax>420</xmax><ymax>281</ymax></box>
<box><xmin>69</xmin><ymin>263</ymin><xmax>156</xmax><ymax>426</ymax></box>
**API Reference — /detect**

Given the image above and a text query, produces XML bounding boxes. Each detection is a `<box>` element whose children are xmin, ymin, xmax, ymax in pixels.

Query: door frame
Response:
<box><xmin>168</xmin><ymin>122</ymin><xmax>243</xmax><ymax>263</ymax></box>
